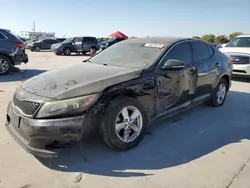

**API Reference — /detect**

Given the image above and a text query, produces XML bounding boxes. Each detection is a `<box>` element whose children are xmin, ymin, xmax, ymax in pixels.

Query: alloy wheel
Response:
<box><xmin>115</xmin><ymin>106</ymin><xmax>143</xmax><ymax>143</ymax></box>
<box><xmin>217</xmin><ymin>83</ymin><xmax>226</xmax><ymax>104</ymax></box>
<box><xmin>64</xmin><ymin>48</ymin><xmax>71</xmax><ymax>55</ymax></box>
<box><xmin>0</xmin><ymin>59</ymin><xmax>9</xmax><ymax>74</ymax></box>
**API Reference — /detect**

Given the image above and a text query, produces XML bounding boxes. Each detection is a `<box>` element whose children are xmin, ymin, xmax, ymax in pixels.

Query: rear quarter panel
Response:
<box><xmin>213</xmin><ymin>49</ymin><xmax>232</xmax><ymax>89</ymax></box>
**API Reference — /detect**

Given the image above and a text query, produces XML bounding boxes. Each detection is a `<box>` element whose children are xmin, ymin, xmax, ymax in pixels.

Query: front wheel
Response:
<box><xmin>63</xmin><ymin>48</ymin><xmax>71</xmax><ymax>56</ymax></box>
<box><xmin>206</xmin><ymin>78</ymin><xmax>228</xmax><ymax>107</ymax></box>
<box><xmin>35</xmin><ymin>46</ymin><xmax>40</xmax><ymax>52</ymax></box>
<box><xmin>100</xmin><ymin>97</ymin><xmax>147</xmax><ymax>150</ymax></box>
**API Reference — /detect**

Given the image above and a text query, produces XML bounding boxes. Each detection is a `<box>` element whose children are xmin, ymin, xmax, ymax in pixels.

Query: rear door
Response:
<box><xmin>41</xmin><ymin>39</ymin><xmax>50</xmax><ymax>49</ymax></box>
<box><xmin>82</xmin><ymin>37</ymin><xmax>95</xmax><ymax>52</ymax></box>
<box><xmin>74</xmin><ymin>37</ymin><xmax>83</xmax><ymax>52</ymax></box>
<box><xmin>156</xmin><ymin>41</ymin><xmax>197</xmax><ymax>116</ymax></box>
<box><xmin>191</xmin><ymin>41</ymin><xmax>213</xmax><ymax>100</ymax></box>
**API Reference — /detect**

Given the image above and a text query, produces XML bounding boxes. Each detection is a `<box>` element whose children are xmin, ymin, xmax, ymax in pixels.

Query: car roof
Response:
<box><xmin>123</xmin><ymin>36</ymin><xmax>191</xmax><ymax>49</ymax></box>
<box><xmin>236</xmin><ymin>34</ymin><xmax>250</xmax><ymax>38</ymax></box>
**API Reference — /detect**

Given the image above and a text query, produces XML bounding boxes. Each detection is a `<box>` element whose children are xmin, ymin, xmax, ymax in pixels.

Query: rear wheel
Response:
<box><xmin>89</xmin><ymin>47</ymin><xmax>97</xmax><ymax>56</ymax></box>
<box><xmin>35</xmin><ymin>46</ymin><xmax>40</xmax><ymax>52</ymax></box>
<box><xmin>0</xmin><ymin>55</ymin><xmax>12</xmax><ymax>76</ymax></box>
<box><xmin>100</xmin><ymin>97</ymin><xmax>147</xmax><ymax>150</ymax></box>
<box><xmin>63</xmin><ymin>48</ymin><xmax>71</xmax><ymax>56</ymax></box>
<box><xmin>206</xmin><ymin>78</ymin><xmax>228</xmax><ymax>107</ymax></box>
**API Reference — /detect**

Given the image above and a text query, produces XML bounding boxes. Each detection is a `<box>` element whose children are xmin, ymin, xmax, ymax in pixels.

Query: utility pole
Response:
<box><xmin>33</xmin><ymin>21</ymin><xmax>36</xmax><ymax>40</ymax></box>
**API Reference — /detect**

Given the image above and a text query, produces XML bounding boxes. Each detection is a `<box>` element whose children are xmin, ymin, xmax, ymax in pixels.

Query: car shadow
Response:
<box><xmin>0</xmin><ymin>69</ymin><xmax>46</xmax><ymax>82</ymax></box>
<box><xmin>38</xmin><ymin>90</ymin><xmax>250</xmax><ymax>178</ymax></box>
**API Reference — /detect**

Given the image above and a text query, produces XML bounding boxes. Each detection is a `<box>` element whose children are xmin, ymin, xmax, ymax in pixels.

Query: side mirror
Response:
<box><xmin>222</xmin><ymin>43</ymin><xmax>227</xmax><ymax>48</ymax></box>
<box><xmin>162</xmin><ymin>59</ymin><xmax>185</xmax><ymax>70</ymax></box>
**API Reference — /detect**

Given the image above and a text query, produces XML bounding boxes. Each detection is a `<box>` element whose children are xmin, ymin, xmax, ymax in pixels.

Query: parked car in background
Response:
<box><xmin>51</xmin><ymin>36</ymin><xmax>100</xmax><ymax>56</ymax></box>
<box><xmin>0</xmin><ymin>28</ymin><xmax>28</xmax><ymax>75</ymax></box>
<box><xmin>27</xmin><ymin>39</ymin><xmax>60</xmax><ymax>51</ymax></box>
<box><xmin>220</xmin><ymin>35</ymin><xmax>250</xmax><ymax>77</ymax></box>
<box><xmin>99</xmin><ymin>37</ymin><xmax>125</xmax><ymax>50</ymax></box>
<box><xmin>56</xmin><ymin>38</ymin><xmax>66</xmax><ymax>43</ymax></box>
<box><xmin>6</xmin><ymin>37</ymin><xmax>232</xmax><ymax>158</ymax></box>
<box><xmin>18</xmin><ymin>37</ymin><xmax>27</xmax><ymax>42</ymax></box>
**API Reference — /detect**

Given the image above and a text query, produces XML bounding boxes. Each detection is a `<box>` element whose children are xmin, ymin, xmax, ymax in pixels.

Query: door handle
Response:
<box><xmin>215</xmin><ymin>63</ymin><xmax>220</xmax><ymax>68</ymax></box>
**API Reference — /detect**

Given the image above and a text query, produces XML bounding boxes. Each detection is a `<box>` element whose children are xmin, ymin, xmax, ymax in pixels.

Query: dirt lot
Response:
<box><xmin>0</xmin><ymin>51</ymin><xmax>250</xmax><ymax>188</ymax></box>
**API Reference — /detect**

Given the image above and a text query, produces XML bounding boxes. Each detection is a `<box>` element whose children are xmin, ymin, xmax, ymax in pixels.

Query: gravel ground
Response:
<box><xmin>0</xmin><ymin>51</ymin><xmax>250</xmax><ymax>188</ymax></box>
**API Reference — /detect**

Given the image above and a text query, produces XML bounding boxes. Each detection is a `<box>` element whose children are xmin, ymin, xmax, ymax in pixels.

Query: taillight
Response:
<box><xmin>15</xmin><ymin>42</ymin><xmax>25</xmax><ymax>48</ymax></box>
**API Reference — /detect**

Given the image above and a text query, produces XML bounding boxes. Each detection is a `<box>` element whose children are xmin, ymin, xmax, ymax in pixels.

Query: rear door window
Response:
<box><xmin>0</xmin><ymin>32</ymin><xmax>6</xmax><ymax>39</ymax></box>
<box><xmin>84</xmin><ymin>37</ymin><xmax>97</xmax><ymax>43</ymax></box>
<box><xmin>191</xmin><ymin>42</ymin><xmax>210</xmax><ymax>61</ymax></box>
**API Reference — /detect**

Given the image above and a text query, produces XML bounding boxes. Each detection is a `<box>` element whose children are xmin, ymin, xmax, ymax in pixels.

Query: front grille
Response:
<box><xmin>13</xmin><ymin>94</ymin><xmax>41</xmax><ymax>115</ymax></box>
<box><xmin>231</xmin><ymin>56</ymin><xmax>250</xmax><ymax>64</ymax></box>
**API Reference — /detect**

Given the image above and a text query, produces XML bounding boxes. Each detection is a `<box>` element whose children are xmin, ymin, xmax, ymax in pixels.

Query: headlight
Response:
<box><xmin>36</xmin><ymin>94</ymin><xmax>99</xmax><ymax>118</ymax></box>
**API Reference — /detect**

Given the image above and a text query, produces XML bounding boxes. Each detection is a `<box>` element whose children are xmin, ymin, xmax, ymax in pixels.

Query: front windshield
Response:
<box><xmin>63</xmin><ymin>37</ymin><xmax>75</xmax><ymax>43</ymax></box>
<box><xmin>90</xmin><ymin>41</ymin><xmax>165</xmax><ymax>69</ymax></box>
<box><xmin>226</xmin><ymin>37</ymin><xmax>250</xmax><ymax>47</ymax></box>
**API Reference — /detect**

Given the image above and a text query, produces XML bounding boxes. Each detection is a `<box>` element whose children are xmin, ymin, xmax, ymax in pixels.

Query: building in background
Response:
<box><xmin>20</xmin><ymin>31</ymin><xmax>55</xmax><ymax>40</ymax></box>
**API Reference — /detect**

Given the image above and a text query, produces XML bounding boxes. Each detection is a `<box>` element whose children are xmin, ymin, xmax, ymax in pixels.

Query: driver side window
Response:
<box><xmin>161</xmin><ymin>42</ymin><xmax>192</xmax><ymax>65</ymax></box>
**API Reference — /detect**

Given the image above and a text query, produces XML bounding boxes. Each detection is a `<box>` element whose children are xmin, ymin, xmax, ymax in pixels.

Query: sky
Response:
<box><xmin>1</xmin><ymin>0</ymin><xmax>249</xmax><ymax>38</ymax></box>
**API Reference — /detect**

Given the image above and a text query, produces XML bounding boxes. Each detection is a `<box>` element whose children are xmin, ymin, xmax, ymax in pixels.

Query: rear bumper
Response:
<box><xmin>232</xmin><ymin>64</ymin><xmax>250</xmax><ymax>76</ymax></box>
<box><xmin>5</xmin><ymin>102</ymin><xmax>85</xmax><ymax>158</ymax></box>
<box><xmin>10</xmin><ymin>48</ymin><xmax>28</xmax><ymax>65</ymax></box>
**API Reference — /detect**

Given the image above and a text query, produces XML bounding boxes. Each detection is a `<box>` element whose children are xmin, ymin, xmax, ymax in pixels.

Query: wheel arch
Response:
<box><xmin>221</xmin><ymin>74</ymin><xmax>230</xmax><ymax>91</ymax></box>
<box><xmin>91</xmin><ymin>87</ymin><xmax>155</xmax><ymax>126</ymax></box>
<box><xmin>0</xmin><ymin>53</ymin><xmax>13</xmax><ymax>66</ymax></box>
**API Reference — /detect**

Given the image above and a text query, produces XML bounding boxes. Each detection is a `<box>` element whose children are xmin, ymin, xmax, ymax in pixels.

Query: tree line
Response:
<box><xmin>192</xmin><ymin>32</ymin><xmax>243</xmax><ymax>44</ymax></box>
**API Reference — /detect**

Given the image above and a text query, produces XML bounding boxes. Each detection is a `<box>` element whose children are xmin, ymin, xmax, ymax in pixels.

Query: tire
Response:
<box><xmin>206</xmin><ymin>78</ymin><xmax>228</xmax><ymax>107</ymax></box>
<box><xmin>0</xmin><ymin>55</ymin><xmax>12</xmax><ymax>76</ymax></box>
<box><xmin>35</xmin><ymin>46</ymin><xmax>40</xmax><ymax>52</ymax></box>
<box><xmin>89</xmin><ymin>47</ymin><xmax>97</xmax><ymax>56</ymax></box>
<box><xmin>100</xmin><ymin>97</ymin><xmax>147</xmax><ymax>151</ymax></box>
<box><xmin>63</xmin><ymin>48</ymin><xmax>71</xmax><ymax>56</ymax></box>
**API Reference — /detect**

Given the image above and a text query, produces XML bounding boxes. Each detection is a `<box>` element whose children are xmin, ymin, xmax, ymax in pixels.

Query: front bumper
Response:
<box><xmin>232</xmin><ymin>64</ymin><xmax>250</xmax><ymax>76</ymax></box>
<box><xmin>51</xmin><ymin>46</ymin><xmax>63</xmax><ymax>54</ymax></box>
<box><xmin>5</xmin><ymin>102</ymin><xmax>85</xmax><ymax>158</ymax></box>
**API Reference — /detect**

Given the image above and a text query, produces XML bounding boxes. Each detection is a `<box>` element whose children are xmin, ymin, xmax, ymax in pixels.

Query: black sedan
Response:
<box><xmin>5</xmin><ymin>37</ymin><xmax>232</xmax><ymax>158</ymax></box>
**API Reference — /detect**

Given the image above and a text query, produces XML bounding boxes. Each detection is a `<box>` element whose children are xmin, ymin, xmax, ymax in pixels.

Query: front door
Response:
<box><xmin>190</xmin><ymin>41</ymin><xmax>214</xmax><ymax>101</ymax></box>
<box><xmin>155</xmin><ymin>41</ymin><xmax>197</xmax><ymax>116</ymax></box>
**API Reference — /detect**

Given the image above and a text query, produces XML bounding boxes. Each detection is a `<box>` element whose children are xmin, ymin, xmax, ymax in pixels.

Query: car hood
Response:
<box><xmin>219</xmin><ymin>47</ymin><xmax>250</xmax><ymax>55</ymax></box>
<box><xmin>21</xmin><ymin>62</ymin><xmax>142</xmax><ymax>100</ymax></box>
